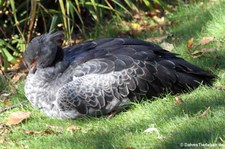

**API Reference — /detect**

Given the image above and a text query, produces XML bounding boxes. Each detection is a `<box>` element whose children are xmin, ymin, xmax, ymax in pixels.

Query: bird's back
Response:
<box><xmin>61</xmin><ymin>38</ymin><xmax>214</xmax><ymax>94</ymax></box>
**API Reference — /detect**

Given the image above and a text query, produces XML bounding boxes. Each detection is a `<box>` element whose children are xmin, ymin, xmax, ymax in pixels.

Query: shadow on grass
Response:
<box><xmin>63</xmin><ymin>88</ymin><xmax>225</xmax><ymax>149</ymax></box>
<box><xmin>155</xmin><ymin>89</ymin><xmax>225</xmax><ymax>148</ymax></box>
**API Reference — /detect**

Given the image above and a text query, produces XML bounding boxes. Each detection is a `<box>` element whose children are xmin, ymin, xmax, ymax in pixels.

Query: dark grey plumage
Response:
<box><xmin>24</xmin><ymin>32</ymin><xmax>215</xmax><ymax>119</ymax></box>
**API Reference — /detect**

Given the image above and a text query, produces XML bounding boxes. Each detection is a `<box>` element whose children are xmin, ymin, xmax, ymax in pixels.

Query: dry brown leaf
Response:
<box><xmin>1</xmin><ymin>93</ymin><xmax>11</xmax><ymax>108</ymax></box>
<box><xmin>201</xmin><ymin>107</ymin><xmax>210</xmax><ymax>118</ymax></box>
<box><xmin>187</xmin><ymin>37</ymin><xmax>194</xmax><ymax>49</ymax></box>
<box><xmin>192</xmin><ymin>48</ymin><xmax>217</xmax><ymax>58</ymax></box>
<box><xmin>213</xmin><ymin>54</ymin><xmax>220</xmax><ymax>59</ymax></box>
<box><xmin>6</xmin><ymin>111</ymin><xmax>31</xmax><ymax>126</ymax></box>
<box><xmin>197</xmin><ymin>37</ymin><xmax>214</xmax><ymax>46</ymax></box>
<box><xmin>12</xmin><ymin>72</ymin><xmax>26</xmax><ymax>84</ymax></box>
<box><xmin>3</xmin><ymin>99</ymin><xmax>11</xmax><ymax>108</ymax></box>
<box><xmin>24</xmin><ymin>127</ymin><xmax>61</xmax><ymax>135</ymax></box>
<box><xmin>175</xmin><ymin>96</ymin><xmax>183</xmax><ymax>105</ymax></box>
<box><xmin>215</xmin><ymin>86</ymin><xmax>225</xmax><ymax>91</ymax></box>
<box><xmin>160</xmin><ymin>42</ymin><xmax>174</xmax><ymax>51</ymax></box>
<box><xmin>10</xmin><ymin>86</ymin><xmax>17</xmax><ymax>94</ymax></box>
<box><xmin>145</xmin><ymin>35</ymin><xmax>168</xmax><ymax>43</ymax></box>
<box><xmin>1</xmin><ymin>93</ymin><xmax>11</xmax><ymax>100</ymax></box>
<box><xmin>133</xmin><ymin>13</ymin><xmax>142</xmax><ymax>20</ymax></box>
<box><xmin>153</xmin><ymin>16</ymin><xmax>165</xmax><ymax>24</ymax></box>
<box><xmin>25</xmin><ymin>129</ymin><xmax>45</xmax><ymax>135</ymax></box>
<box><xmin>8</xmin><ymin>57</ymin><xmax>23</xmax><ymax>71</ymax></box>
<box><xmin>66</xmin><ymin>125</ymin><xmax>81</xmax><ymax>133</ymax></box>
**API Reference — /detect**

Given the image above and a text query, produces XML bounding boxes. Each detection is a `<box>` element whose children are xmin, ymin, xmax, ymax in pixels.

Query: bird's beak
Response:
<box><xmin>30</xmin><ymin>59</ymin><xmax>37</xmax><ymax>73</ymax></box>
<box><xmin>24</xmin><ymin>58</ymin><xmax>37</xmax><ymax>73</ymax></box>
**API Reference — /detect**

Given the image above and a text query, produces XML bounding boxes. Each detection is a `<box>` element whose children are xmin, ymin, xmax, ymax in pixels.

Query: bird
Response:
<box><xmin>23</xmin><ymin>31</ymin><xmax>215</xmax><ymax>119</ymax></box>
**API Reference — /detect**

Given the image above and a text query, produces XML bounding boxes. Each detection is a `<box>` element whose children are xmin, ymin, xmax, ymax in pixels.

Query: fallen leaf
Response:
<box><xmin>25</xmin><ymin>129</ymin><xmax>50</xmax><ymax>135</ymax></box>
<box><xmin>10</xmin><ymin>86</ymin><xmax>17</xmax><ymax>94</ymax></box>
<box><xmin>12</xmin><ymin>72</ymin><xmax>26</xmax><ymax>84</ymax></box>
<box><xmin>153</xmin><ymin>16</ymin><xmax>165</xmax><ymax>24</ymax></box>
<box><xmin>5</xmin><ymin>111</ymin><xmax>31</xmax><ymax>126</ymax></box>
<box><xmin>24</xmin><ymin>127</ymin><xmax>61</xmax><ymax>135</ymax></box>
<box><xmin>197</xmin><ymin>37</ymin><xmax>214</xmax><ymax>46</ymax></box>
<box><xmin>187</xmin><ymin>37</ymin><xmax>194</xmax><ymax>49</ymax></box>
<box><xmin>201</xmin><ymin>107</ymin><xmax>210</xmax><ymax>118</ymax></box>
<box><xmin>145</xmin><ymin>35</ymin><xmax>168</xmax><ymax>43</ymax></box>
<box><xmin>215</xmin><ymin>86</ymin><xmax>225</xmax><ymax>91</ymax></box>
<box><xmin>47</xmin><ymin>125</ymin><xmax>63</xmax><ymax>130</ymax></box>
<box><xmin>213</xmin><ymin>54</ymin><xmax>220</xmax><ymax>59</ymax></box>
<box><xmin>0</xmin><ymin>93</ymin><xmax>11</xmax><ymax>100</ymax></box>
<box><xmin>39</xmin><ymin>128</ymin><xmax>55</xmax><ymax>134</ymax></box>
<box><xmin>192</xmin><ymin>48</ymin><xmax>217</xmax><ymax>58</ymax></box>
<box><xmin>160</xmin><ymin>42</ymin><xmax>174</xmax><ymax>51</ymax></box>
<box><xmin>66</xmin><ymin>125</ymin><xmax>81</xmax><ymax>133</ymax></box>
<box><xmin>3</xmin><ymin>99</ymin><xmax>11</xmax><ymax>108</ymax></box>
<box><xmin>175</xmin><ymin>96</ymin><xmax>183</xmax><ymax>105</ymax></box>
<box><xmin>133</xmin><ymin>13</ymin><xmax>142</xmax><ymax>20</ymax></box>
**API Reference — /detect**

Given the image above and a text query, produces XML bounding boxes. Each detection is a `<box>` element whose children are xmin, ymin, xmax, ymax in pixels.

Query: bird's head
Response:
<box><xmin>24</xmin><ymin>31</ymin><xmax>64</xmax><ymax>71</ymax></box>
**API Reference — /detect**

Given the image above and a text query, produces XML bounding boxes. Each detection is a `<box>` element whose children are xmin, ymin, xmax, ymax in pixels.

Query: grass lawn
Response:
<box><xmin>1</xmin><ymin>1</ymin><xmax>225</xmax><ymax>149</ymax></box>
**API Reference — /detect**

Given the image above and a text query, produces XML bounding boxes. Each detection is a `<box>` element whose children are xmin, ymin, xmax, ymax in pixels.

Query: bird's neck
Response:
<box><xmin>52</xmin><ymin>47</ymin><xmax>64</xmax><ymax>66</ymax></box>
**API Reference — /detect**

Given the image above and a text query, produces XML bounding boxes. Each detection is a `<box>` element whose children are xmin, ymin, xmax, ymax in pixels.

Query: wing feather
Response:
<box><xmin>55</xmin><ymin>37</ymin><xmax>215</xmax><ymax>116</ymax></box>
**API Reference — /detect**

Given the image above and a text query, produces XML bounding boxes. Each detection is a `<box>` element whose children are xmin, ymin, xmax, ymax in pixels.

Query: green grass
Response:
<box><xmin>1</xmin><ymin>1</ymin><xmax>225</xmax><ymax>148</ymax></box>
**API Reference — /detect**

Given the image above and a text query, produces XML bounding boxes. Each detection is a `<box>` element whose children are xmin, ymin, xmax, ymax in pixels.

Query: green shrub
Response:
<box><xmin>0</xmin><ymin>0</ymin><xmax>167</xmax><ymax>70</ymax></box>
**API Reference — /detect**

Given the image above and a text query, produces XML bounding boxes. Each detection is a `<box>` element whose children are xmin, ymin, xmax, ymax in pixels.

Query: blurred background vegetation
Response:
<box><xmin>0</xmin><ymin>0</ymin><xmax>193</xmax><ymax>71</ymax></box>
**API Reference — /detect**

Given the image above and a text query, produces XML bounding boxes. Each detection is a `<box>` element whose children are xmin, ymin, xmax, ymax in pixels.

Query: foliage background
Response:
<box><xmin>0</xmin><ymin>0</ymin><xmax>175</xmax><ymax>70</ymax></box>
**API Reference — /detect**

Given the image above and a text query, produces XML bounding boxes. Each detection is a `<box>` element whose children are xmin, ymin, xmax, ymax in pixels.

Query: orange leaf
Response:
<box><xmin>187</xmin><ymin>37</ymin><xmax>194</xmax><ymax>49</ymax></box>
<box><xmin>6</xmin><ymin>111</ymin><xmax>31</xmax><ymax>125</ymax></box>
<box><xmin>197</xmin><ymin>37</ymin><xmax>214</xmax><ymax>46</ymax></box>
